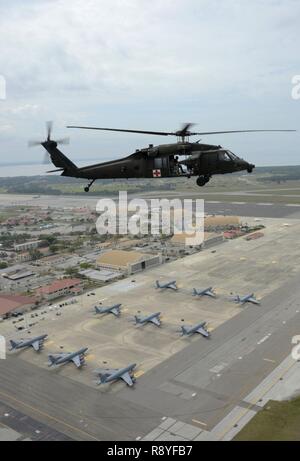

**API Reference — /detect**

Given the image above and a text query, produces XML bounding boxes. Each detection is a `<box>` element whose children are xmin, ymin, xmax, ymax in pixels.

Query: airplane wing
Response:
<box><xmin>169</xmin><ymin>283</ymin><xmax>177</xmax><ymax>290</ymax></box>
<box><xmin>196</xmin><ymin>327</ymin><xmax>210</xmax><ymax>337</ymax></box>
<box><xmin>150</xmin><ymin>317</ymin><xmax>161</xmax><ymax>326</ymax></box>
<box><xmin>32</xmin><ymin>340</ymin><xmax>42</xmax><ymax>351</ymax></box>
<box><xmin>248</xmin><ymin>297</ymin><xmax>260</xmax><ymax>305</ymax></box>
<box><xmin>121</xmin><ymin>372</ymin><xmax>134</xmax><ymax>386</ymax></box>
<box><xmin>111</xmin><ymin>307</ymin><xmax>120</xmax><ymax>316</ymax></box>
<box><xmin>72</xmin><ymin>355</ymin><xmax>83</xmax><ymax>368</ymax></box>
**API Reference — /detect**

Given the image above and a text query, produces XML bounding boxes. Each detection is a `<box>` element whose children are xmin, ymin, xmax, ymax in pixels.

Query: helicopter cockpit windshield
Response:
<box><xmin>226</xmin><ymin>150</ymin><xmax>239</xmax><ymax>160</ymax></box>
<box><xmin>219</xmin><ymin>151</ymin><xmax>232</xmax><ymax>162</ymax></box>
<box><xmin>220</xmin><ymin>150</ymin><xmax>240</xmax><ymax>161</ymax></box>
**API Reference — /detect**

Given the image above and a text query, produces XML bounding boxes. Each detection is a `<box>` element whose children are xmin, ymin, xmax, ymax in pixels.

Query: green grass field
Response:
<box><xmin>234</xmin><ymin>397</ymin><xmax>300</xmax><ymax>441</ymax></box>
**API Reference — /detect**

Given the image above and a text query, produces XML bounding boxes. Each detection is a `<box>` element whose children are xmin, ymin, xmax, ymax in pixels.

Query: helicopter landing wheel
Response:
<box><xmin>84</xmin><ymin>179</ymin><xmax>95</xmax><ymax>192</ymax></box>
<box><xmin>196</xmin><ymin>175</ymin><xmax>210</xmax><ymax>187</ymax></box>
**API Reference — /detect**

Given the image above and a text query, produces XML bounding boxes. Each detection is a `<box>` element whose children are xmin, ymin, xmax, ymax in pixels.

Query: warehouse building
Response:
<box><xmin>96</xmin><ymin>249</ymin><xmax>162</xmax><ymax>275</ymax></box>
<box><xmin>0</xmin><ymin>294</ymin><xmax>38</xmax><ymax>319</ymax></box>
<box><xmin>169</xmin><ymin>231</ymin><xmax>223</xmax><ymax>255</ymax></box>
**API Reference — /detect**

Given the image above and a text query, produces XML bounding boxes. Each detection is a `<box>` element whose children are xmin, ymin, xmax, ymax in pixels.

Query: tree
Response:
<box><xmin>80</xmin><ymin>262</ymin><xmax>92</xmax><ymax>270</ymax></box>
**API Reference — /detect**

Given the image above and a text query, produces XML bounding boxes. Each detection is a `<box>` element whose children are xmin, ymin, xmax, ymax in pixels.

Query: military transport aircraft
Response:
<box><xmin>29</xmin><ymin>122</ymin><xmax>295</xmax><ymax>192</ymax></box>
<box><xmin>9</xmin><ymin>334</ymin><xmax>48</xmax><ymax>352</ymax></box>
<box><xmin>193</xmin><ymin>287</ymin><xmax>216</xmax><ymax>298</ymax></box>
<box><xmin>94</xmin><ymin>363</ymin><xmax>137</xmax><ymax>386</ymax></box>
<box><xmin>134</xmin><ymin>312</ymin><xmax>162</xmax><ymax>327</ymax></box>
<box><xmin>48</xmin><ymin>347</ymin><xmax>88</xmax><ymax>368</ymax></box>
<box><xmin>94</xmin><ymin>304</ymin><xmax>122</xmax><ymax>317</ymax></box>
<box><xmin>155</xmin><ymin>280</ymin><xmax>178</xmax><ymax>291</ymax></box>
<box><xmin>233</xmin><ymin>293</ymin><xmax>260</xmax><ymax>305</ymax></box>
<box><xmin>180</xmin><ymin>321</ymin><xmax>210</xmax><ymax>338</ymax></box>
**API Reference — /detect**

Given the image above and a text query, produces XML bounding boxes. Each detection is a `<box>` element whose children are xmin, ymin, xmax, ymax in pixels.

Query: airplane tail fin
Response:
<box><xmin>181</xmin><ymin>326</ymin><xmax>187</xmax><ymax>336</ymax></box>
<box><xmin>236</xmin><ymin>295</ymin><xmax>240</xmax><ymax>303</ymax></box>
<box><xmin>155</xmin><ymin>280</ymin><xmax>160</xmax><ymax>288</ymax></box>
<box><xmin>94</xmin><ymin>306</ymin><xmax>100</xmax><ymax>314</ymax></box>
<box><xmin>192</xmin><ymin>288</ymin><xmax>197</xmax><ymax>296</ymax></box>
<box><xmin>134</xmin><ymin>315</ymin><xmax>140</xmax><ymax>324</ymax></box>
<box><xmin>98</xmin><ymin>373</ymin><xmax>110</xmax><ymax>385</ymax></box>
<box><xmin>48</xmin><ymin>355</ymin><xmax>57</xmax><ymax>366</ymax></box>
<box><xmin>9</xmin><ymin>340</ymin><xmax>19</xmax><ymax>350</ymax></box>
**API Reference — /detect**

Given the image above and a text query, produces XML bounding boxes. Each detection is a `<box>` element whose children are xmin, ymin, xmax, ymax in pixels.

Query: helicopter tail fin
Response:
<box><xmin>44</xmin><ymin>143</ymin><xmax>78</xmax><ymax>175</ymax></box>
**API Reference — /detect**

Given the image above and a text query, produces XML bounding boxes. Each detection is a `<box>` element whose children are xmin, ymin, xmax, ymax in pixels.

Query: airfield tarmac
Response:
<box><xmin>1</xmin><ymin>192</ymin><xmax>300</xmax><ymax>219</ymax></box>
<box><xmin>1</xmin><ymin>217</ymin><xmax>300</xmax><ymax>440</ymax></box>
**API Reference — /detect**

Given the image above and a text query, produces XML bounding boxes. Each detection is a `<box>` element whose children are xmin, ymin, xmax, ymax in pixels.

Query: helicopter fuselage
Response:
<box><xmin>33</xmin><ymin>121</ymin><xmax>294</xmax><ymax>192</ymax></box>
<box><xmin>61</xmin><ymin>141</ymin><xmax>254</xmax><ymax>184</ymax></box>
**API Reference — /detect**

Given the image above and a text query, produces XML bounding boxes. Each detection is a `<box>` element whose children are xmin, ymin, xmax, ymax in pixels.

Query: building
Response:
<box><xmin>168</xmin><ymin>232</ymin><xmax>223</xmax><ymax>256</ymax></box>
<box><xmin>96</xmin><ymin>249</ymin><xmax>162</xmax><ymax>275</ymax></box>
<box><xmin>79</xmin><ymin>269</ymin><xmax>122</xmax><ymax>282</ymax></box>
<box><xmin>35</xmin><ymin>278</ymin><xmax>83</xmax><ymax>301</ymax></box>
<box><xmin>204</xmin><ymin>215</ymin><xmax>240</xmax><ymax>230</ymax></box>
<box><xmin>14</xmin><ymin>240</ymin><xmax>43</xmax><ymax>252</ymax></box>
<box><xmin>1</xmin><ymin>265</ymin><xmax>35</xmax><ymax>281</ymax></box>
<box><xmin>0</xmin><ymin>294</ymin><xmax>38</xmax><ymax>319</ymax></box>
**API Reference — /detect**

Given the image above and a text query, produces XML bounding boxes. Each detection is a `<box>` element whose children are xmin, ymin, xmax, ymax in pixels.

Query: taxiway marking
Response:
<box><xmin>192</xmin><ymin>419</ymin><xmax>207</xmax><ymax>427</ymax></box>
<box><xmin>263</xmin><ymin>358</ymin><xmax>276</xmax><ymax>363</ymax></box>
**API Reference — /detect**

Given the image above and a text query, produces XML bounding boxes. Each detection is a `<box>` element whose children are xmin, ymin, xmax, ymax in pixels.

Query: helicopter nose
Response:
<box><xmin>247</xmin><ymin>163</ymin><xmax>255</xmax><ymax>173</ymax></box>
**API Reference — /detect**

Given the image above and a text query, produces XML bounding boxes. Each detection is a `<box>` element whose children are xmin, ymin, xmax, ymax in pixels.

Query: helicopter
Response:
<box><xmin>29</xmin><ymin>122</ymin><xmax>295</xmax><ymax>192</ymax></box>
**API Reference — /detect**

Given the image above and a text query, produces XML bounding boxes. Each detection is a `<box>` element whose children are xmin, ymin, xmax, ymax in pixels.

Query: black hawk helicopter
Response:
<box><xmin>29</xmin><ymin>122</ymin><xmax>295</xmax><ymax>192</ymax></box>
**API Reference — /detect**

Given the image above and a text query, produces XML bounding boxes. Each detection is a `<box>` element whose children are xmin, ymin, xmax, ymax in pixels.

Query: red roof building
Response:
<box><xmin>35</xmin><ymin>278</ymin><xmax>83</xmax><ymax>300</ymax></box>
<box><xmin>0</xmin><ymin>294</ymin><xmax>38</xmax><ymax>318</ymax></box>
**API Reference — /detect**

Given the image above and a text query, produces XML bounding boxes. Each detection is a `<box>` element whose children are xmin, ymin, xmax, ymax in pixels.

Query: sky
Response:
<box><xmin>0</xmin><ymin>0</ymin><xmax>299</xmax><ymax>170</ymax></box>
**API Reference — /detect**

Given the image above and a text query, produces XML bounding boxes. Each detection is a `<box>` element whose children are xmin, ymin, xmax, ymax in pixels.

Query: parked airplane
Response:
<box><xmin>233</xmin><ymin>293</ymin><xmax>260</xmax><ymax>305</ymax></box>
<box><xmin>134</xmin><ymin>312</ymin><xmax>161</xmax><ymax>327</ymax></box>
<box><xmin>180</xmin><ymin>321</ymin><xmax>210</xmax><ymax>338</ymax></box>
<box><xmin>94</xmin><ymin>304</ymin><xmax>121</xmax><ymax>317</ymax></box>
<box><xmin>48</xmin><ymin>347</ymin><xmax>88</xmax><ymax>368</ymax></box>
<box><xmin>9</xmin><ymin>334</ymin><xmax>48</xmax><ymax>352</ymax></box>
<box><xmin>155</xmin><ymin>280</ymin><xmax>178</xmax><ymax>291</ymax></box>
<box><xmin>193</xmin><ymin>287</ymin><xmax>216</xmax><ymax>298</ymax></box>
<box><xmin>94</xmin><ymin>363</ymin><xmax>137</xmax><ymax>386</ymax></box>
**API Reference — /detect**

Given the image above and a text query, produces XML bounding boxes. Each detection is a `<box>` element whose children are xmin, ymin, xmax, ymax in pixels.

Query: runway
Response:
<box><xmin>1</xmin><ymin>192</ymin><xmax>300</xmax><ymax>218</ymax></box>
<box><xmin>133</xmin><ymin>273</ymin><xmax>300</xmax><ymax>440</ymax></box>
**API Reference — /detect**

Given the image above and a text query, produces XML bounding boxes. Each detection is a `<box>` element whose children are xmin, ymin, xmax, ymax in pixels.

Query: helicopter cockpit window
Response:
<box><xmin>219</xmin><ymin>152</ymin><xmax>232</xmax><ymax>161</ymax></box>
<box><xmin>226</xmin><ymin>150</ymin><xmax>238</xmax><ymax>160</ymax></box>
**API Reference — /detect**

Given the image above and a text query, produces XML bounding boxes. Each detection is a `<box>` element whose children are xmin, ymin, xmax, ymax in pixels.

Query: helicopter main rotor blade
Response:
<box><xmin>192</xmin><ymin>129</ymin><xmax>296</xmax><ymax>136</ymax></box>
<box><xmin>67</xmin><ymin>125</ymin><xmax>296</xmax><ymax>137</ymax></box>
<box><xmin>66</xmin><ymin>126</ymin><xmax>172</xmax><ymax>136</ymax></box>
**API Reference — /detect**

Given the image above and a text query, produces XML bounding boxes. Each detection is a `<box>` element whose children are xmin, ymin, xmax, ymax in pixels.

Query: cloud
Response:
<box><xmin>0</xmin><ymin>0</ymin><xmax>299</xmax><ymax>164</ymax></box>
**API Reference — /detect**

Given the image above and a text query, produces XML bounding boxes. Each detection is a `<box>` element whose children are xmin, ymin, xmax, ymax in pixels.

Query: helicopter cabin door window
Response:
<box><xmin>154</xmin><ymin>157</ymin><xmax>169</xmax><ymax>171</ymax></box>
